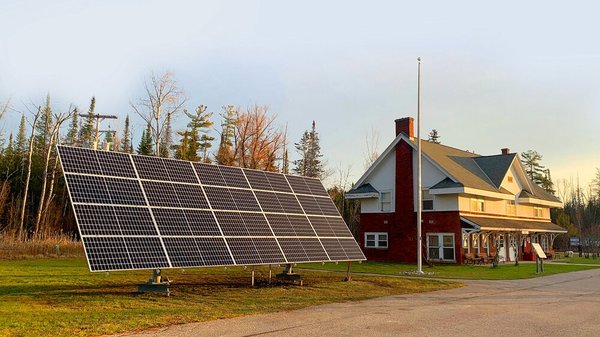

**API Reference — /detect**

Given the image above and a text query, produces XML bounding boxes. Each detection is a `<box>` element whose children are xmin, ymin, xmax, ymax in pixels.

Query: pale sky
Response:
<box><xmin>1</xmin><ymin>0</ymin><xmax>599</xmax><ymax>188</ymax></box>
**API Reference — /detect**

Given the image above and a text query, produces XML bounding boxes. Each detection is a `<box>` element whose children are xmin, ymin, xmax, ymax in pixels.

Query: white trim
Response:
<box><xmin>364</xmin><ymin>232</ymin><xmax>388</xmax><ymax>249</ymax></box>
<box><xmin>345</xmin><ymin>192</ymin><xmax>379</xmax><ymax>199</ymax></box>
<box><xmin>429</xmin><ymin>186</ymin><xmax>515</xmax><ymax>200</ymax></box>
<box><xmin>379</xmin><ymin>190</ymin><xmax>393</xmax><ymax>212</ymax></box>
<box><xmin>518</xmin><ymin>197</ymin><xmax>563</xmax><ymax>208</ymax></box>
<box><xmin>426</xmin><ymin>232</ymin><xmax>456</xmax><ymax>262</ymax></box>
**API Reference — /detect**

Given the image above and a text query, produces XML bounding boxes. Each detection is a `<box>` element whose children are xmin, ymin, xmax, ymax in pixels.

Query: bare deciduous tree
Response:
<box><xmin>131</xmin><ymin>71</ymin><xmax>187</xmax><ymax>156</ymax></box>
<box><xmin>19</xmin><ymin>106</ymin><xmax>42</xmax><ymax>240</ymax></box>
<box><xmin>364</xmin><ymin>127</ymin><xmax>380</xmax><ymax>170</ymax></box>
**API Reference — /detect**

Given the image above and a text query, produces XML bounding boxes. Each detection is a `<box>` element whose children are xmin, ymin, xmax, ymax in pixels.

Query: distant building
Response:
<box><xmin>346</xmin><ymin>117</ymin><xmax>565</xmax><ymax>264</ymax></box>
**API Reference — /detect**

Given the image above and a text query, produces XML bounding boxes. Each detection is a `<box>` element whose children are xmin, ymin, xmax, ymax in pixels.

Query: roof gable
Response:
<box><xmin>473</xmin><ymin>154</ymin><xmax>516</xmax><ymax>188</ymax></box>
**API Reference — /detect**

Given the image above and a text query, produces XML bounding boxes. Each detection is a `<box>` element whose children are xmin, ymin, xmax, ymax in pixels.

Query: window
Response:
<box><xmin>541</xmin><ymin>236</ymin><xmax>549</xmax><ymax>251</ymax></box>
<box><xmin>507</xmin><ymin>176</ymin><xmax>514</xmax><ymax>183</ymax></box>
<box><xmin>462</xmin><ymin>233</ymin><xmax>470</xmax><ymax>254</ymax></box>
<box><xmin>427</xmin><ymin>233</ymin><xmax>455</xmax><ymax>261</ymax></box>
<box><xmin>482</xmin><ymin>235</ymin><xmax>489</xmax><ymax>255</ymax></box>
<box><xmin>470</xmin><ymin>198</ymin><xmax>485</xmax><ymax>212</ymax></box>
<box><xmin>380</xmin><ymin>191</ymin><xmax>392</xmax><ymax>212</ymax></box>
<box><xmin>472</xmin><ymin>234</ymin><xmax>479</xmax><ymax>254</ymax></box>
<box><xmin>506</xmin><ymin>200</ymin><xmax>516</xmax><ymax>215</ymax></box>
<box><xmin>534</xmin><ymin>207</ymin><xmax>543</xmax><ymax>218</ymax></box>
<box><xmin>422</xmin><ymin>189</ymin><xmax>434</xmax><ymax>210</ymax></box>
<box><xmin>365</xmin><ymin>232</ymin><xmax>388</xmax><ymax>248</ymax></box>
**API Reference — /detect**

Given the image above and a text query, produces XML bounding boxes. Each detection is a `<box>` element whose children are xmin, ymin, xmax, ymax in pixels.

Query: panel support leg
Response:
<box><xmin>138</xmin><ymin>269</ymin><xmax>170</xmax><ymax>295</ymax></box>
<box><xmin>276</xmin><ymin>264</ymin><xmax>304</xmax><ymax>286</ymax></box>
<box><xmin>251</xmin><ymin>267</ymin><xmax>255</xmax><ymax>287</ymax></box>
<box><xmin>345</xmin><ymin>261</ymin><xmax>353</xmax><ymax>282</ymax></box>
<box><xmin>268</xmin><ymin>264</ymin><xmax>272</xmax><ymax>284</ymax></box>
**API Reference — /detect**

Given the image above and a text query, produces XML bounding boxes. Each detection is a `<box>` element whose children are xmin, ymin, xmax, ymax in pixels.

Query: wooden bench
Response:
<box><xmin>477</xmin><ymin>253</ymin><xmax>495</xmax><ymax>264</ymax></box>
<box><xmin>464</xmin><ymin>253</ymin><xmax>483</xmax><ymax>265</ymax></box>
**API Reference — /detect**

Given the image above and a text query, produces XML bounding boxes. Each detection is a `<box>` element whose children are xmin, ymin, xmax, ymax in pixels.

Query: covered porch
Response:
<box><xmin>460</xmin><ymin>216</ymin><xmax>567</xmax><ymax>263</ymax></box>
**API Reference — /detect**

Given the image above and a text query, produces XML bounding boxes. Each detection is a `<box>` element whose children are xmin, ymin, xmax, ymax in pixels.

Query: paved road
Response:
<box><xmin>116</xmin><ymin>268</ymin><xmax>600</xmax><ymax>337</ymax></box>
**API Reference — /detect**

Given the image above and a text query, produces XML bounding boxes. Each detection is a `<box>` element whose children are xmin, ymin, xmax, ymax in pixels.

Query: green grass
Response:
<box><xmin>553</xmin><ymin>255</ymin><xmax>600</xmax><ymax>264</ymax></box>
<box><xmin>0</xmin><ymin>258</ymin><xmax>458</xmax><ymax>337</ymax></box>
<box><xmin>299</xmin><ymin>261</ymin><xmax>600</xmax><ymax>280</ymax></box>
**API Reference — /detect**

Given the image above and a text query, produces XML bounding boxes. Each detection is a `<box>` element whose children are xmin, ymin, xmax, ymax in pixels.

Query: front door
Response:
<box><xmin>498</xmin><ymin>234</ymin><xmax>506</xmax><ymax>262</ymax></box>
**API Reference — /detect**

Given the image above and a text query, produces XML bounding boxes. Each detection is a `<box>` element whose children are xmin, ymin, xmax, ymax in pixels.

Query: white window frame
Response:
<box><xmin>470</xmin><ymin>198</ymin><xmax>485</xmax><ymax>212</ymax></box>
<box><xmin>422</xmin><ymin>189</ymin><xmax>434</xmax><ymax>211</ymax></box>
<box><xmin>427</xmin><ymin>233</ymin><xmax>456</xmax><ymax>261</ymax></box>
<box><xmin>380</xmin><ymin>190</ymin><xmax>393</xmax><ymax>212</ymax></box>
<box><xmin>534</xmin><ymin>207</ymin><xmax>543</xmax><ymax>218</ymax></box>
<box><xmin>364</xmin><ymin>232</ymin><xmax>388</xmax><ymax>249</ymax></box>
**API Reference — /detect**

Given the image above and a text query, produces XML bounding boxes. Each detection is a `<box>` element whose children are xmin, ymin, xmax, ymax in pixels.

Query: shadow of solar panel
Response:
<box><xmin>265</xmin><ymin>214</ymin><xmax>295</xmax><ymax>236</ymax></box>
<box><xmin>97</xmin><ymin>151</ymin><xmax>137</xmax><ymax>178</ymax></box>
<box><xmin>277</xmin><ymin>238</ymin><xmax>308</xmax><ymax>262</ymax></box>
<box><xmin>285</xmin><ymin>175</ymin><xmax>312</xmax><ymax>195</ymax></box>
<box><xmin>172</xmin><ymin>184</ymin><xmax>209</xmax><ymax>209</ymax></box>
<box><xmin>276</xmin><ymin>193</ymin><xmax>304</xmax><ymax>214</ymax></box>
<box><xmin>218</xmin><ymin>166</ymin><xmax>250</xmax><ymax>189</ymax></box>
<box><xmin>114</xmin><ymin>206</ymin><xmax>158</xmax><ymax>236</ymax></box>
<box><xmin>152</xmin><ymin>208</ymin><xmax>192</xmax><ymax>236</ymax></box>
<box><xmin>105</xmin><ymin>177</ymin><xmax>146</xmax><ymax>205</ymax></box>
<box><xmin>314</xmin><ymin>197</ymin><xmax>340</xmax><ymax>216</ymax></box>
<box><xmin>319</xmin><ymin>239</ymin><xmax>347</xmax><ymax>260</ymax></box>
<box><xmin>58</xmin><ymin>146</ymin><xmax>101</xmax><ymax>175</ymax></box>
<box><xmin>299</xmin><ymin>238</ymin><xmax>329</xmax><ymax>261</ymax></box>
<box><xmin>327</xmin><ymin>217</ymin><xmax>353</xmax><ymax>237</ymax></box>
<box><xmin>124</xmin><ymin>237</ymin><xmax>169</xmax><ymax>269</ymax></box>
<box><xmin>84</xmin><ymin>237</ymin><xmax>132</xmax><ymax>271</ymax></box>
<box><xmin>307</xmin><ymin>216</ymin><xmax>334</xmax><ymax>236</ymax></box>
<box><xmin>141</xmin><ymin>181</ymin><xmax>180</xmax><ymax>207</ymax></box>
<box><xmin>163</xmin><ymin>237</ymin><xmax>205</xmax><ymax>268</ymax></box>
<box><xmin>304</xmin><ymin>177</ymin><xmax>329</xmax><ymax>197</ymax></box>
<box><xmin>339</xmin><ymin>239</ymin><xmax>366</xmax><ymax>260</ymax></box>
<box><xmin>196</xmin><ymin>237</ymin><xmax>234</xmax><ymax>266</ymax></box>
<box><xmin>67</xmin><ymin>174</ymin><xmax>111</xmax><ymax>204</ymax></box>
<box><xmin>295</xmin><ymin>195</ymin><xmax>323</xmax><ymax>215</ymax></box>
<box><xmin>204</xmin><ymin>186</ymin><xmax>237</xmax><ymax>210</ymax></box>
<box><xmin>74</xmin><ymin>205</ymin><xmax>120</xmax><ymax>236</ymax></box>
<box><xmin>253</xmin><ymin>191</ymin><xmax>284</xmax><ymax>213</ymax></box>
<box><xmin>287</xmin><ymin>215</ymin><xmax>316</xmax><ymax>236</ymax></box>
<box><xmin>264</xmin><ymin>172</ymin><xmax>292</xmax><ymax>193</ymax></box>
<box><xmin>193</xmin><ymin>163</ymin><xmax>225</xmax><ymax>186</ymax></box>
<box><xmin>229</xmin><ymin>189</ymin><xmax>261</xmax><ymax>211</ymax></box>
<box><xmin>253</xmin><ymin>238</ymin><xmax>285</xmax><ymax>263</ymax></box>
<box><xmin>132</xmin><ymin>155</ymin><xmax>169</xmax><ymax>181</ymax></box>
<box><xmin>243</xmin><ymin>169</ymin><xmax>272</xmax><ymax>190</ymax></box>
<box><xmin>162</xmin><ymin>159</ymin><xmax>199</xmax><ymax>184</ymax></box>
<box><xmin>214</xmin><ymin>211</ymin><xmax>248</xmax><ymax>236</ymax></box>
<box><xmin>226</xmin><ymin>238</ymin><xmax>262</xmax><ymax>264</ymax></box>
<box><xmin>241</xmin><ymin>213</ymin><xmax>273</xmax><ymax>236</ymax></box>
<box><xmin>184</xmin><ymin>210</ymin><xmax>221</xmax><ymax>236</ymax></box>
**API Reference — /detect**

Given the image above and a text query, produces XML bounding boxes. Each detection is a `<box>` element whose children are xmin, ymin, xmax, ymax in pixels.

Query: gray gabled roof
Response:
<box><xmin>473</xmin><ymin>153</ymin><xmax>517</xmax><ymax>188</ymax></box>
<box><xmin>347</xmin><ymin>183</ymin><xmax>379</xmax><ymax>196</ymax></box>
<box><xmin>430</xmin><ymin>177</ymin><xmax>463</xmax><ymax>189</ymax></box>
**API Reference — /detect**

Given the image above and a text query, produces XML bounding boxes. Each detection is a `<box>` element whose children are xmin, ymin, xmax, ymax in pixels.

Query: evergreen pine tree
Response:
<box><xmin>34</xmin><ymin>94</ymin><xmax>53</xmax><ymax>157</ymax></box>
<box><xmin>79</xmin><ymin>97</ymin><xmax>96</xmax><ymax>148</ymax></box>
<box><xmin>65</xmin><ymin>108</ymin><xmax>79</xmax><ymax>146</ymax></box>
<box><xmin>121</xmin><ymin>115</ymin><xmax>132</xmax><ymax>153</ymax></box>
<box><xmin>293</xmin><ymin>121</ymin><xmax>324</xmax><ymax>178</ymax></box>
<box><xmin>137</xmin><ymin>123</ymin><xmax>154</xmax><ymax>155</ymax></box>
<box><xmin>16</xmin><ymin>114</ymin><xmax>27</xmax><ymax>155</ymax></box>
<box><xmin>428</xmin><ymin>129</ymin><xmax>441</xmax><ymax>144</ymax></box>
<box><xmin>104</xmin><ymin>130</ymin><xmax>114</xmax><ymax>150</ymax></box>
<box><xmin>216</xmin><ymin>105</ymin><xmax>237</xmax><ymax>165</ymax></box>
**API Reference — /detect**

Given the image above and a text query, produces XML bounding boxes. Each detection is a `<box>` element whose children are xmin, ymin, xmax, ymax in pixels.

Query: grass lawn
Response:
<box><xmin>299</xmin><ymin>261</ymin><xmax>600</xmax><ymax>280</ymax></box>
<box><xmin>553</xmin><ymin>255</ymin><xmax>600</xmax><ymax>264</ymax></box>
<box><xmin>0</xmin><ymin>258</ymin><xmax>459</xmax><ymax>337</ymax></box>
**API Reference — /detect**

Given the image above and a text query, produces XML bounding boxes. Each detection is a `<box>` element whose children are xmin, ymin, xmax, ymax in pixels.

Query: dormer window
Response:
<box><xmin>380</xmin><ymin>191</ymin><xmax>392</xmax><ymax>212</ymax></box>
<box><xmin>534</xmin><ymin>207</ymin><xmax>543</xmax><ymax>218</ymax></box>
<box><xmin>422</xmin><ymin>189</ymin><xmax>434</xmax><ymax>210</ymax></box>
<box><xmin>506</xmin><ymin>200</ymin><xmax>516</xmax><ymax>215</ymax></box>
<box><xmin>507</xmin><ymin>176</ymin><xmax>514</xmax><ymax>183</ymax></box>
<box><xmin>470</xmin><ymin>198</ymin><xmax>485</xmax><ymax>212</ymax></box>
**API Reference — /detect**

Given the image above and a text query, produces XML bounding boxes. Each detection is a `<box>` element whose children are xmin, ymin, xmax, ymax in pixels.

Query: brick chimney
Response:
<box><xmin>501</xmin><ymin>148</ymin><xmax>510</xmax><ymax>155</ymax></box>
<box><xmin>395</xmin><ymin>117</ymin><xmax>414</xmax><ymax>137</ymax></box>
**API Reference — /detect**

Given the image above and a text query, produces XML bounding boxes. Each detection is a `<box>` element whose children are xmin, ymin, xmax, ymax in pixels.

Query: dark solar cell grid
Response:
<box><xmin>163</xmin><ymin>159</ymin><xmax>199</xmax><ymax>184</ymax></box>
<box><xmin>172</xmin><ymin>184</ymin><xmax>209</xmax><ymax>209</ymax></box>
<box><xmin>314</xmin><ymin>197</ymin><xmax>340</xmax><ymax>216</ymax></box>
<box><xmin>308</xmin><ymin>216</ymin><xmax>334</xmax><ymax>237</ymax></box>
<box><xmin>319</xmin><ymin>239</ymin><xmax>347</xmax><ymax>260</ymax></box>
<box><xmin>240</xmin><ymin>213</ymin><xmax>272</xmax><ymax>236</ymax></box>
<box><xmin>152</xmin><ymin>208</ymin><xmax>192</xmax><ymax>236</ymax></box>
<box><xmin>214</xmin><ymin>211</ymin><xmax>249</xmax><ymax>236</ymax></box>
<box><xmin>327</xmin><ymin>217</ymin><xmax>353</xmax><ymax>237</ymax></box>
<box><xmin>264</xmin><ymin>172</ymin><xmax>292</xmax><ymax>193</ymax></box>
<box><xmin>277</xmin><ymin>238</ymin><xmax>307</xmax><ymax>262</ymax></box>
<box><xmin>163</xmin><ymin>237</ymin><xmax>205</xmax><ymax>268</ymax></box>
<box><xmin>304</xmin><ymin>177</ymin><xmax>329</xmax><ymax>197</ymax></box>
<box><xmin>276</xmin><ymin>193</ymin><xmax>304</xmax><ymax>214</ymax></box>
<box><xmin>243</xmin><ymin>169</ymin><xmax>272</xmax><ymax>191</ymax></box>
<box><xmin>229</xmin><ymin>189</ymin><xmax>261</xmax><ymax>211</ymax></box>
<box><xmin>285</xmin><ymin>175</ymin><xmax>312</xmax><ymax>195</ymax></box>
<box><xmin>295</xmin><ymin>195</ymin><xmax>323</xmax><ymax>215</ymax></box>
<box><xmin>96</xmin><ymin>151</ymin><xmax>137</xmax><ymax>178</ymax></box>
<box><xmin>74</xmin><ymin>204</ymin><xmax>121</xmax><ymax>236</ymax></box>
<box><xmin>196</xmin><ymin>237</ymin><xmax>234</xmax><ymax>266</ymax></box>
<box><xmin>265</xmin><ymin>214</ymin><xmax>295</xmax><ymax>236</ymax></box>
<box><xmin>226</xmin><ymin>238</ymin><xmax>262</xmax><ymax>264</ymax></box>
<box><xmin>253</xmin><ymin>238</ymin><xmax>285</xmax><ymax>263</ymax></box>
<box><xmin>113</xmin><ymin>206</ymin><xmax>158</xmax><ymax>236</ymax></box>
<box><xmin>287</xmin><ymin>215</ymin><xmax>316</xmax><ymax>236</ymax></box>
<box><xmin>132</xmin><ymin>155</ymin><xmax>169</xmax><ymax>181</ymax></box>
<box><xmin>184</xmin><ymin>210</ymin><xmax>221</xmax><ymax>236</ymax></box>
<box><xmin>204</xmin><ymin>186</ymin><xmax>237</xmax><ymax>210</ymax></box>
<box><xmin>299</xmin><ymin>238</ymin><xmax>329</xmax><ymax>261</ymax></box>
<box><xmin>67</xmin><ymin>174</ymin><xmax>111</xmax><ymax>204</ymax></box>
<box><xmin>218</xmin><ymin>166</ymin><xmax>250</xmax><ymax>189</ymax></box>
<box><xmin>124</xmin><ymin>237</ymin><xmax>170</xmax><ymax>269</ymax></box>
<box><xmin>58</xmin><ymin>146</ymin><xmax>101</xmax><ymax>175</ymax></box>
<box><xmin>339</xmin><ymin>239</ymin><xmax>366</xmax><ymax>260</ymax></box>
<box><xmin>84</xmin><ymin>237</ymin><xmax>132</xmax><ymax>271</ymax></box>
<box><xmin>193</xmin><ymin>163</ymin><xmax>226</xmax><ymax>186</ymax></box>
<box><xmin>104</xmin><ymin>177</ymin><xmax>146</xmax><ymax>205</ymax></box>
<box><xmin>141</xmin><ymin>181</ymin><xmax>180</xmax><ymax>207</ymax></box>
<box><xmin>254</xmin><ymin>191</ymin><xmax>284</xmax><ymax>213</ymax></box>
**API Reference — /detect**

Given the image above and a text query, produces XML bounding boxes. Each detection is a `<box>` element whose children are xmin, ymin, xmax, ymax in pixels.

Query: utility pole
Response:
<box><xmin>416</xmin><ymin>57</ymin><xmax>424</xmax><ymax>274</ymax></box>
<box><xmin>79</xmin><ymin>113</ymin><xmax>118</xmax><ymax>150</ymax></box>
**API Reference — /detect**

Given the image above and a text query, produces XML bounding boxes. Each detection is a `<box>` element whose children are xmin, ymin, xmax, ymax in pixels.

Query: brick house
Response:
<box><xmin>346</xmin><ymin>117</ymin><xmax>566</xmax><ymax>264</ymax></box>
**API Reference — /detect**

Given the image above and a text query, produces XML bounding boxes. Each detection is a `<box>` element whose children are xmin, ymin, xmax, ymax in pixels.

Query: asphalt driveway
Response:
<box><xmin>115</xmin><ymin>268</ymin><xmax>600</xmax><ymax>337</ymax></box>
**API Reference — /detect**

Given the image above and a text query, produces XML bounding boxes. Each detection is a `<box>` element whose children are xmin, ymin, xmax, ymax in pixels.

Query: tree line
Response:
<box><xmin>0</xmin><ymin>72</ymin><xmax>330</xmax><ymax>241</ymax></box>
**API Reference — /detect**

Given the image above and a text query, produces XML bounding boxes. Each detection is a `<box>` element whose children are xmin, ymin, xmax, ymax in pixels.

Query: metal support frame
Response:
<box><xmin>138</xmin><ymin>269</ymin><xmax>170</xmax><ymax>295</ymax></box>
<box><xmin>344</xmin><ymin>261</ymin><xmax>353</xmax><ymax>282</ymax></box>
<box><xmin>276</xmin><ymin>263</ymin><xmax>304</xmax><ymax>286</ymax></box>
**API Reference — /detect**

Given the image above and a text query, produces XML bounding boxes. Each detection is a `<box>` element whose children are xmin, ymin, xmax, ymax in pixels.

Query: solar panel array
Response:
<box><xmin>58</xmin><ymin>146</ymin><xmax>365</xmax><ymax>272</ymax></box>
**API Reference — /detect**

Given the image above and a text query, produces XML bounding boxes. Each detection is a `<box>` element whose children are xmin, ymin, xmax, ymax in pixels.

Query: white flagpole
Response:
<box><xmin>417</xmin><ymin>57</ymin><xmax>423</xmax><ymax>274</ymax></box>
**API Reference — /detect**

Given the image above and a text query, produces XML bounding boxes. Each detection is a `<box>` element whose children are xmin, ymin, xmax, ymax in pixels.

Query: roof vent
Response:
<box><xmin>501</xmin><ymin>148</ymin><xmax>510</xmax><ymax>155</ymax></box>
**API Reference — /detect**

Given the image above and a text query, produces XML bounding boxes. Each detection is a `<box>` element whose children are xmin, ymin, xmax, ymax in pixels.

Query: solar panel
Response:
<box><xmin>58</xmin><ymin>145</ymin><xmax>365</xmax><ymax>272</ymax></box>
